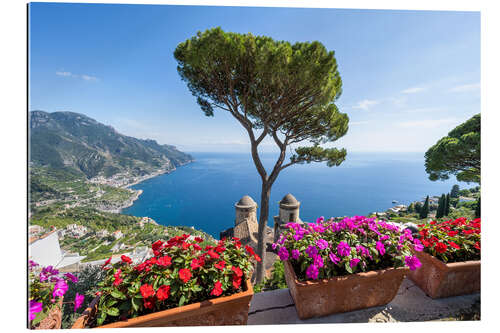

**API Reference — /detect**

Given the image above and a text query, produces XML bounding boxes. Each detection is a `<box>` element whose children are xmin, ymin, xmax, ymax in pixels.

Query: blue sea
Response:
<box><xmin>123</xmin><ymin>152</ymin><xmax>471</xmax><ymax>238</ymax></box>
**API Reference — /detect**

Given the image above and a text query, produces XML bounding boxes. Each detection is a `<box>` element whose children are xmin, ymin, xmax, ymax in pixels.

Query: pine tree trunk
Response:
<box><xmin>255</xmin><ymin>182</ymin><xmax>271</xmax><ymax>284</ymax></box>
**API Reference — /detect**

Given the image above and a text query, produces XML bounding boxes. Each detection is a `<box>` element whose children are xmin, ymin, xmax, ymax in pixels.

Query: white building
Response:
<box><xmin>29</xmin><ymin>231</ymin><xmax>86</xmax><ymax>272</ymax></box>
<box><xmin>112</xmin><ymin>230</ymin><xmax>124</xmax><ymax>240</ymax></box>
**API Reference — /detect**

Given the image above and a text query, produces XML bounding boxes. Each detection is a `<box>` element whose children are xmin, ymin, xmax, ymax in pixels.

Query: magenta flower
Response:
<box><xmin>316</xmin><ymin>239</ymin><xmax>329</xmax><ymax>250</ymax></box>
<box><xmin>29</xmin><ymin>300</ymin><xmax>43</xmax><ymax>321</ymax></box>
<box><xmin>316</xmin><ymin>216</ymin><xmax>325</xmax><ymax>224</ymax></box>
<box><xmin>380</xmin><ymin>235</ymin><xmax>390</xmax><ymax>241</ymax></box>
<box><xmin>52</xmin><ymin>279</ymin><xmax>68</xmax><ymax>298</ymax></box>
<box><xmin>413</xmin><ymin>239</ymin><xmax>424</xmax><ymax>252</ymax></box>
<box><xmin>376</xmin><ymin>241</ymin><xmax>386</xmax><ymax>256</ymax></box>
<box><xmin>337</xmin><ymin>242</ymin><xmax>351</xmax><ymax>257</ymax></box>
<box><xmin>39</xmin><ymin>272</ymin><xmax>48</xmax><ymax>282</ymax></box>
<box><xmin>64</xmin><ymin>272</ymin><xmax>78</xmax><ymax>283</ymax></box>
<box><xmin>293</xmin><ymin>232</ymin><xmax>304</xmax><ymax>241</ymax></box>
<box><xmin>349</xmin><ymin>258</ymin><xmax>360</xmax><ymax>268</ymax></box>
<box><xmin>291</xmin><ymin>249</ymin><xmax>300</xmax><ymax>260</ymax></box>
<box><xmin>271</xmin><ymin>242</ymin><xmax>277</xmax><ymax>250</ymax></box>
<box><xmin>305</xmin><ymin>245</ymin><xmax>318</xmax><ymax>258</ymax></box>
<box><xmin>278</xmin><ymin>247</ymin><xmax>289</xmax><ymax>261</ymax></box>
<box><xmin>306</xmin><ymin>264</ymin><xmax>319</xmax><ymax>280</ymax></box>
<box><xmin>405</xmin><ymin>255</ymin><xmax>422</xmax><ymax>271</ymax></box>
<box><xmin>329</xmin><ymin>252</ymin><xmax>340</xmax><ymax>264</ymax></box>
<box><xmin>74</xmin><ymin>293</ymin><xmax>85</xmax><ymax>312</ymax></box>
<box><xmin>313</xmin><ymin>254</ymin><xmax>324</xmax><ymax>268</ymax></box>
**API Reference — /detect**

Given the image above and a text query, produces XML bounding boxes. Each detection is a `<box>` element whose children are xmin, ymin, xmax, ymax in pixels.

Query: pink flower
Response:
<box><xmin>313</xmin><ymin>255</ymin><xmax>324</xmax><ymax>268</ymax></box>
<box><xmin>306</xmin><ymin>264</ymin><xmax>319</xmax><ymax>280</ymax></box>
<box><xmin>405</xmin><ymin>255</ymin><xmax>422</xmax><ymax>271</ymax></box>
<box><xmin>64</xmin><ymin>272</ymin><xmax>78</xmax><ymax>283</ymax></box>
<box><xmin>52</xmin><ymin>279</ymin><xmax>68</xmax><ymax>298</ymax></box>
<box><xmin>349</xmin><ymin>258</ymin><xmax>360</xmax><ymax>268</ymax></box>
<box><xmin>316</xmin><ymin>239</ymin><xmax>329</xmax><ymax>250</ymax></box>
<box><xmin>74</xmin><ymin>293</ymin><xmax>84</xmax><ymax>312</ymax></box>
<box><xmin>329</xmin><ymin>252</ymin><xmax>340</xmax><ymax>264</ymax></box>
<box><xmin>413</xmin><ymin>239</ymin><xmax>424</xmax><ymax>251</ymax></box>
<box><xmin>278</xmin><ymin>247</ymin><xmax>289</xmax><ymax>261</ymax></box>
<box><xmin>337</xmin><ymin>242</ymin><xmax>351</xmax><ymax>257</ymax></box>
<box><xmin>376</xmin><ymin>241</ymin><xmax>386</xmax><ymax>256</ymax></box>
<box><xmin>29</xmin><ymin>300</ymin><xmax>43</xmax><ymax>321</ymax></box>
<box><xmin>306</xmin><ymin>245</ymin><xmax>318</xmax><ymax>258</ymax></box>
<box><xmin>291</xmin><ymin>249</ymin><xmax>300</xmax><ymax>260</ymax></box>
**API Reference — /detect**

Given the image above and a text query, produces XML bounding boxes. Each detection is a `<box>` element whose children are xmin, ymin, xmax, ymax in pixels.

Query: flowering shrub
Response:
<box><xmin>417</xmin><ymin>217</ymin><xmax>480</xmax><ymax>263</ymax></box>
<box><xmin>273</xmin><ymin>216</ymin><xmax>423</xmax><ymax>281</ymax></box>
<box><xmin>28</xmin><ymin>260</ymin><xmax>83</xmax><ymax>327</ymax></box>
<box><xmin>92</xmin><ymin>235</ymin><xmax>258</xmax><ymax>327</ymax></box>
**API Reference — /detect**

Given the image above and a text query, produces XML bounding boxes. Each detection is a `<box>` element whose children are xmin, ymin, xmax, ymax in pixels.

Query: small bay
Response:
<box><xmin>122</xmin><ymin>152</ymin><xmax>471</xmax><ymax>238</ymax></box>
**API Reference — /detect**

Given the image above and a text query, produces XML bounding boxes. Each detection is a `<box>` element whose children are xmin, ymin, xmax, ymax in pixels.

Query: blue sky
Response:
<box><xmin>28</xmin><ymin>3</ymin><xmax>480</xmax><ymax>153</ymax></box>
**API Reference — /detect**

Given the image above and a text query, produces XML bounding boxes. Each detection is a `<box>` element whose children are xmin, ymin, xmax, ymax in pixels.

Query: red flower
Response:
<box><xmin>194</xmin><ymin>237</ymin><xmax>204</xmax><ymax>243</ymax></box>
<box><xmin>463</xmin><ymin>229</ymin><xmax>474</xmax><ymax>235</ymax></box>
<box><xmin>430</xmin><ymin>221</ymin><xmax>436</xmax><ymax>225</ymax></box>
<box><xmin>448</xmin><ymin>241</ymin><xmax>460</xmax><ymax>249</ymax></box>
<box><xmin>101</xmin><ymin>256</ymin><xmax>112</xmax><ymax>268</ymax></box>
<box><xmin>232</xmin><ymin>275</ymin><xmax>242</xmax><ymax>289</ymax></box>
<box><xmin>140</xmin><ymin>284</ymin><xmax>155</xmax><ymax>298</ymax></box>
<box><xmin>421</xmin><ymin>239</ymin><xmax>431</xmax><ymax>247</ymax></box>
<box><xmin>232</xmin><ymin>266</ymin><xmax>243</xmax><ymax>277</ymax></box>
<box><xmin>207</xmin><ymin>250</ymin><xmax>220</xmax><ymax>259</ymax></box>
<box><xmin>245</xmin><ymin>245</ymin><xmax>255</xmax><ymax>256</ymax></box>
<box><xmin>156</xmin><ymin>285</ymin><xmax>170</xmax><ymax>301</ymax></box>
<box><xmin>182</xmin><ymin>242</ymin><xmax>191</xmax><ymax>250</ymax></box>
<box><xmin>143</xmin><ymin>298</ymin><xmax>154</xmax><ymax>309</ymax></box>
<box><xmin>204</xmin><ymin>245</ymin><xmax>213</xmax><ymax>251</ymax></box>
<box><xmin>113</xmin><ymin>277</ymin><xmax>123</xmax><ymax>286</ymax></box>
<box><xmin>152</xmin><ymin>240</ymin><xmax>164</xmax><ymax>252</ymax></box>
<box><xmin>214</xmin><ymin>260</ymin><xmax>226</xmax><ymax>270</ymax></box>
<box><xmin>254</xmin><ymin>254</ymin><xmax>261</xmax><ymax>262</ymax></box>
<box><xmin>474</xmin><ymin>241</ymin><xmax>480</xmax><ymax>250</ymax></box>
<box><xmin>447</xmin><ymin>231</ymin><xmax>459</xmax><ymax>237</ymax></box>
<box><xmin>214</xmin><ymin>246</ymin><xmax>226</xmax><ymax>253</ymax></box>
<box><xmin>121</xmin><ymin>255</ymin><xmax>132</xmax><ymax>264</ymax></box>
<box><xmin>191</xmin><ymin>258</ymin><xmax>204</xmax><ymax>270</ymax></box>
<box><xmin>157</xmin><ymin>256</ymin><xmax>172</xmax><ymax>267</ymax></box>
<box><xmin>435</xmin><ymin>242</ymin><xmax>448</xmax><ymax>254</ymax></box>
<box><xmin>234</xmin><ymin>240</ymin><xmax>242</xmax><ymax>249</ymax></box>
<box><xmin>179</xmin><ymin>268</ymin><xmax>192</xmax><ymax>283</ymax></box>
<box><xmin>210</xmin><ymin>281</ymin><xmax>223</xmax><ymax>296</ymax></box>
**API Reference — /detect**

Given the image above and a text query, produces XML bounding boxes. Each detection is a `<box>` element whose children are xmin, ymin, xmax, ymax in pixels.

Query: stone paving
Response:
<box><xmin>247</xmin><ymin>278</ymin><xmax>480</xmax><ymax>324</ymax></box>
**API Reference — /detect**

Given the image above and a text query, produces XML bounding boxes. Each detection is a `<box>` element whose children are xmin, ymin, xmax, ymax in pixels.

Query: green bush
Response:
<box><xmin>254</xmin><ymin>260</ymin><xmax>287</xmax><ymax>293</ymax></box>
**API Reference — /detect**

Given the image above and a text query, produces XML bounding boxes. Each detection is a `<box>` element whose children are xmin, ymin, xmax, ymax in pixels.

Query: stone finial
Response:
<box><xmin>235</xmin><ymin>195</ymin><xmax>257</xmax><ymax>209</ymax></box>
<box><xmin>279</xmin><ymin>193</ymin><xmax>300</xmax><ymax>209</ymax></box>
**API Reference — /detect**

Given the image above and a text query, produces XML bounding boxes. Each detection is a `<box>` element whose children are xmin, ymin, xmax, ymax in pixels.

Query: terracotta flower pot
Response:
<box><xmin>283</xmin><ymin>260</ymin><xmax>408</xmax><ymax>319</ymax></box>
<box><xmin>407</xmin><ymin>250</ymin><xmax>480</xmax><ymax>299</ymax></box>
<box><xmin>31</xmin><ymin>298</ymin><xmax>63</xmax><ymax>330</ymax></box>
<box><xmin>72</xmin><ymin>279</ymin><xmax>253</xmax><ymax>328</ymax></box>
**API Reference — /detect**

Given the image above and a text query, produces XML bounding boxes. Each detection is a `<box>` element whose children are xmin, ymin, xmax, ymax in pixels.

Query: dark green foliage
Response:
<box><xmin>61</xmin><ymin>265</ymin><xmax>107</xmax><ymax>329</ymax></box>
<box><xmin>451</xmin><ymin>184</ymin><xmax>460</xmax><ymax>198</ymax></box>
<box><xmin>253</xmin><ymin>260</ymin><xmax>287</xmax><ymax>293</ymax></box>
<box><xmin>29</xmin><ymin>111</ymin><xmax>193</xmax><ymax>179</ymax></box>
<box><xmin>415</xmin><ymin>202</ymin><xmax>422</xmax><ymax>214</ymax></box>
<box><xmin>425</xmin><ymin>114</ymin><xmax>480</xmax><ymax>183</ymax></box>
<box><xmin>445</xmin><ymin>193</ymin><xmax>451</xmax><ymax>216</ymax></box>
<box><xmin>419</xmin><ymin>196</ymin><xmax>430</xmax><ymax>219</ymax></box>
<box><xmin>436</xmin><ymin>194</ymin><xmax>445</xmax><ymax>219</ymax></box>
<box><xmin>407</xmin><ymin>203</ymin><xmax>415</xmax><ymax>214</ymax></box>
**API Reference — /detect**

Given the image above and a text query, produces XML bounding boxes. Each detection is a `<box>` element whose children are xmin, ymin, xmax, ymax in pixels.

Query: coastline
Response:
<box><xmin>116</xmin><ymin>160</ymin><xmax>194</xmax><ymax>214</ymax></box>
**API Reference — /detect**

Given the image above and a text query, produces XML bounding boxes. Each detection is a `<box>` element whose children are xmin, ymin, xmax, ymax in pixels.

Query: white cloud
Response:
<box><xmin>402</xmin><ymin>86</ymin><xmax>426</xmax><ymax>94</ymax></box>
<box><xmin>396</xmin><ymin>117</ymin><xmax>459</xmax><ymax>129</ymax></box>
<box><xmin>55</xmin><ymin>71</ymin><xmax>72</xmax><ymax>77</ymax></box>
<box><xmin>55</xmin><ymin>71</ymin><xmax>98</xmax><ymax>81</ymax></box>
<box><xmin>447</xmin><ymin>83</ymin><xmax>480</xmax><ymax>93</ymax></box>
<box><xmin>352</xmin><ymin>99</ymin><xmax>380</xmax><ymax>111</ymax></box>
<box><xmin>81</xmin><ymin>74</ymin><xmax>98</xmax><ymax>81</ymax></box>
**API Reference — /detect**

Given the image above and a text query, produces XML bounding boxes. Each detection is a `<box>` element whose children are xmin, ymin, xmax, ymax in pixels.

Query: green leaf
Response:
<box><xmin>111</xmin><ymin>289</ymin><xmax>126</xmax><ymax>300</ymax></box>
<box><xmin>131</xmin><ymin>297</ymin><xmax>140</xmax><ymax>311</ymax></box>
<box><xmin>344</xmin><ymin>261</ymin><xmax>353</xmax><ymax>274</ymax></box>
<box><xmin>106</xmin><ymin>298</ymin><xmax>118</xmax><ymax>308</ymax></box>
<box><xmin>107</xmin><ymin>307</ymin><xmax>120</xmax><ymax>316</ymax></box>
<box><xmin>179</xmin><ymin>295</ymin><xmax>186</xmax><ymax>307</ymax></box>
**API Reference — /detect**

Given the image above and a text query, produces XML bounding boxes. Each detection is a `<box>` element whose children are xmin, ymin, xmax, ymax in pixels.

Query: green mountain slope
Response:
<box><xmin>29</xmin><ymin>111</ymin><xmax>193</xmax><ymax>179</ymax></box>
